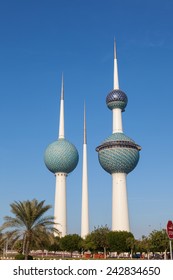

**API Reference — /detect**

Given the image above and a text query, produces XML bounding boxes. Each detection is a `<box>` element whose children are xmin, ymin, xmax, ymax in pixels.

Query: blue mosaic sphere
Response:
<box><xmin>44</xmin><ymin>139</ymin><xmax>79</xmax><ymax>174</ymax></box>
<box><xmin>106</xmin><ymin>89</ymin><xmax>128</xmax><ymax>111</ymax></box>
<box><xmin>96</xmin><ymin>133</ymin><xmax>141</xmax><ymax>174</ymax></box>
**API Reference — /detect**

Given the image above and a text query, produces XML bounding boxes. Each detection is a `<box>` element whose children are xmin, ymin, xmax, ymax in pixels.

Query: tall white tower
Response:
<box><xmin>81</xmin><ymin>104</ymin><xmax>89</xmax><ymax>238</ymax></box>
<box><xmin>44</xmin><ymin>76</ymin><xmax>79</xmax><ymax>237</ymax></box>
<box><xmin>96</xmin><ymin>41</ymin><xmax>141</xmax><ymax>232</ymax></box>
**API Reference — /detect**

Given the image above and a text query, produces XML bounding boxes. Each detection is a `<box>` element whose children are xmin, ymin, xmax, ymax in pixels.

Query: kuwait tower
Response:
<box><xmin>44</xmin><ymin>76</ymin><xmax>79</xmax><ymax>237</ymax></box>
<box><xmin>96</xmin><ymin>41</ymin><xmax>141</xmax><ymax>231</ymax></box>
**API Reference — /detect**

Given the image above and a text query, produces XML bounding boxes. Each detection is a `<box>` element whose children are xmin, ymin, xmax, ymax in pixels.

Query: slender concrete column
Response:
<box><xmin>113</xmin><ymin>108</ymin><xmax>123</xmax><ymax>133</ymax></box>
<box><xmin>54</xmin><ymin>173</ymin><xmax>67</xmax><ymax>237</ymax></box>
<box><xmin>81</xmin><ymin>104</ymin><xmax>89</xmax><ymax>238</ymax></box>
<box><xmin>81</xmin><ymin>143</ymin><xmax>89</xmax><ymax>238</ymax></box>
<box><xmin>112</xmin><ymin>173</ymin><xmax>130</xmax><ymax>231</ymax></box>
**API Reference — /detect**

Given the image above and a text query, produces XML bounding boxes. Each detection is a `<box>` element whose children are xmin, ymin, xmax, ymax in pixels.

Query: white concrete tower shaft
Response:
<box><xmin>54</xmin><ymin>75</ymin><xmax>67</xmax><ymax>237</ymax></box>
<box><xmin>112</xmin><ymin>41</ymin><xmax>130</xmax><ymax>232</ymax></box>
<box><xmin>81</xmin><ymin>103</ymin><xmax>89</xmax><ymax>238</ymax></box>
<box><xmin>54</xmin><ymin>173</ymin><xmax>67</xmax><ymax>237</ymax></box>
<box><xmin>113</xmin><ymin>40</ymin><xmax>123</xmax><ymax>133</ymax></box>
<box><xmin>112</xmin><ymin>173</ymin><xmax>129</xmax><ymax>231</ymax></box>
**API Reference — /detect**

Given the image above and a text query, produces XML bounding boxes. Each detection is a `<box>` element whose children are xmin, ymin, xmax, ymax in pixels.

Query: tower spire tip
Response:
<box><xmin>113</xmin><ymin>39</ymin><xmax>119</xmax><ymax>89</ymax></box>
<box><xmin>114</xmin><ymin>38</ymin><xmax>117</xmax><ymax>59</ymax></box>
<box><xmin>84</xmin><ymin>102</ymin><xmax>87</xmax><ymax>144</ymax></box>
<box><xmin>58</xmin><ymin>73</ymin><xmax>65</xmax><ymax>138</ymax></box>
<box><xmin>61</xmin><ymin>73</ymin><xmax>64</xmax><ymax>100</ymax></box>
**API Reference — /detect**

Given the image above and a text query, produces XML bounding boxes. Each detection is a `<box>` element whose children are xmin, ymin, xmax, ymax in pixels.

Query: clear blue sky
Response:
<box><xmin>0</xmin><ymin>0</ymin><xmax>173</xmax><ymax>239</ymax></box>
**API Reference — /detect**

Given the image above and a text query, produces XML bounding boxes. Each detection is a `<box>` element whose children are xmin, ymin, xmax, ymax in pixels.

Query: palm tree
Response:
<box><xmin>0</xmin><ymin>199</ymin><xmax>59</xmax><ymax>259</ymax></box>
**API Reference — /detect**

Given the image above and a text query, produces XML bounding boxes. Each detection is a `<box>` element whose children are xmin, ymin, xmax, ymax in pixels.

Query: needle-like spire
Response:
<box><xmin>114</xmin><ymin>39</ymin><xmax>117</xmax><ymax>59</ymax></box>
<box><xmin>113</xmin><ymin>39</ymin><xmax>119</xmax><ymax>90</ymax></box>
<box><xmin>84</xmin><ymin>102</ymin><xmax>87</xmax><ymax>144</ymax></box>
<box><xmin>58</xmin><ymin>74</ymin><xmax>65</xmax><ymax>139</ymax></box>
<box><xmin>61</xmin><ymin>73</ymin><xmax>64</xmax><ymax>100</ymax></box>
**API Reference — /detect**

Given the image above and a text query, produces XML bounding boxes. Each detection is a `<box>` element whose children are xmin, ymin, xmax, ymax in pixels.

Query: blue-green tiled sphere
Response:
<box><xmin>96</xmin><ymin>133</ymin><xmax>141</xmax><ymax>174</ymax></box>
<box><xmin>44</xmin><ymin>139</ymin><xmax>79</xmax><ymax>174</ymax></box>
<box><xmin>106</xmin><ymin>89</ymin><xmax>128</xmax><ymax>111</ymax></box>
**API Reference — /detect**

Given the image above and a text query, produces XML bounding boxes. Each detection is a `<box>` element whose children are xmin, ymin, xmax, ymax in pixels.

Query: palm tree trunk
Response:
<box><xmin>131</xmin><ymin>249</ymin><xmax>133</xmax><ymax>259</ymax></box>
<box><xmin>23</xmin><ymin>234</ymin><xmax>26</xmax><ymax>255</ymax></box>
<box><xmin>25</xmin><ymin>240</ymin><xmax>30</xmax><ymax>260</ymax></box>
<box><xmin>104</xmin><ymin>247</ymin><xmax>106</xmax><ymax>259</ymax></box>
<box><xmin>25</xmin><ymin>232</ymin><xmax>32</xmax><ymax>260</ymax></box>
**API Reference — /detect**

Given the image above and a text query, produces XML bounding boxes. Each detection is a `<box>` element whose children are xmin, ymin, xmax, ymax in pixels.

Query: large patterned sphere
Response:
<box><xmin>44</xmin><ymin>139</ymin><xmax>79</xmax><ymax>174</ymax></box>
<box><xmin>106</xmin><ymin>89</ymin><xmax>128</xmax><ymax>111</ymax></box>
<box><xmin>96</xmin><ymin>133</ymin><xmax>141</xmax><ymax>174</ymax></box>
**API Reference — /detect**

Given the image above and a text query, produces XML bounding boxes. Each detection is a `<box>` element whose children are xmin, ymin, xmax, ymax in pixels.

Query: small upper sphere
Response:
<box><xmin>106</xmin><ymin>89</ymin><xmax>128</xmax><ymax>111</ymax></box>
<box><xmin>44</xmin><ymin>139</ymin><xmax>79</xmax><ymax>174</ymax></box>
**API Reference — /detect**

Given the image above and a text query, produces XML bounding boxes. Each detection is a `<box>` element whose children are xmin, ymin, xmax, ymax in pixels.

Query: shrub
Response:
<box><xmin>15</xmin><ymin>254</ymin><xmax>33</xmax><ymax>260</ymax></box>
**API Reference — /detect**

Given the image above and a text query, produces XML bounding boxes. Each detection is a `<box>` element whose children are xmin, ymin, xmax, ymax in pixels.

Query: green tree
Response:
<box><xmin>59</xmin><ymin>234</ymin><xmax>82</xmax><ymax>257</ymax></box>
<box><xmin>0</xmin><ymin>231</ymin><xmax>4</xmax><ymax>255</ymax></box>
<box><xmin>0</xmin><ymin>199</ymin><xmax>59</xmax><ymax>259</ymax></box>
<box><xmin>149</xmin><ymin>229</ymin><xmax>169</xmax><ymax>255</ymax></box>
<box><xmin>138</xmin><ymin>235</ymin><xmax>150</xmax><ymax>259</ymax></box>
<box><xmin>126</xmin><ymin>236</ymin><xmax>136</xmax><ymax>258</ymax></box>
<box><xmin>28</xmin><ymin>232</ymin><xmax>60</xmax><ymax>258</ymax></box>
<box><xmin>107</xmin><ymin>231</ymin><xmax>134</xmax><ymax>256</ymax></box>
<box><xmin>84</xmin><ymin>225</ymin><xmax>110</xmax><ymax>258</ymax></box>
<box><xmin>47</xmin><ymin>235</ymin><xmax>61</xmax><ymax>252</ymax></box>
<box><xmin>82</xmin><ymin>233</ymin><xmax>97</xmax><ymax>253</ymax></box>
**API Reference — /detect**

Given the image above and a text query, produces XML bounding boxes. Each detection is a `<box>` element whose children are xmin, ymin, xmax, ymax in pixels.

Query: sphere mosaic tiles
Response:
<box><xmin>44</xmin><ymin>139</ymin><xmax>79</xmax><ymax>174</ymax></box>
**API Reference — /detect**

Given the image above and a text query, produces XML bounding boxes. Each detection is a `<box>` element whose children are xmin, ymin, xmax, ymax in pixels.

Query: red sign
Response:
<box><xmin>167</xmin><ymin>220</ymin><xmax>173</xmax><ymax>239</ymax></box>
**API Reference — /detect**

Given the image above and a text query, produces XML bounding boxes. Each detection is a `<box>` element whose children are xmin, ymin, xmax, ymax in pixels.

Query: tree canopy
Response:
<box><xmin>107</xmin><ymin>231</ymin><xmax>134</xmax><ymax>254</ymax></box>
<box><xmin>59</xmin><ymin>234</ymin><xmax>82</xmax><ymax>256</ymax></box>
<box><xmin>149</xmin><ymin>229</ymin><xmax>169</xmax><ymax>253</ymax></box>
<box><xmin>84</xmin><ymin>225</ymin><xmax>110</xmax><ymax>253</ymax></box>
